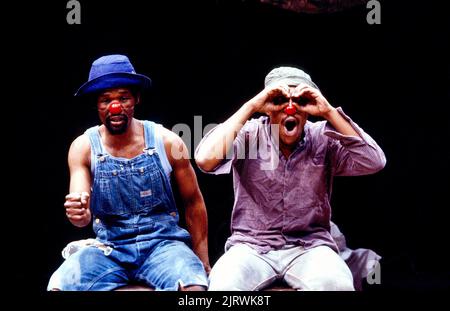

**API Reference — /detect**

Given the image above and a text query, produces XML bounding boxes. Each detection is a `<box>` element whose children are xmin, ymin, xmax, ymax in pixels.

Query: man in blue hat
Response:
<box><xmin>48</xmin><ymin>54</ymin><xmax>210</xmax><ymax>291</ymax></box>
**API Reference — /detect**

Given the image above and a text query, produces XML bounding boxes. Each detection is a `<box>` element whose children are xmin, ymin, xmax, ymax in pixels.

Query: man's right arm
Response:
<box><xmin>195</xmin><ymin>85</ymin><xmax>288</xmax><ymax>172</ymax></box>
<box><xmin>64</xmin><ymin>135</ymin><xmax>92</xmax><ymax>227</ymax></box>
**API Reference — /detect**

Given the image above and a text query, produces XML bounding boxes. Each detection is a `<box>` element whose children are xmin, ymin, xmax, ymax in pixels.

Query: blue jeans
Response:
<box><xmin>48</xmin><ymin>239</ymin><xmax>208</xmax><ymax>291</ymax></box>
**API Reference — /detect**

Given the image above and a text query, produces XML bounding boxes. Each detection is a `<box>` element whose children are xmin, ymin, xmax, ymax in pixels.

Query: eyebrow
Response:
<box><xmin>100</xmin><ymin>89</ymin><xmax>132</xmax><ymax>96</ymax></box>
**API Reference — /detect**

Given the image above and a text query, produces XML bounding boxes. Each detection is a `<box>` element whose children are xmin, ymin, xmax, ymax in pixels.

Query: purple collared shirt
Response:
<box><xmin>196</xmin><ymin>107</ymin><xmax>386</xmax><ymax>254</ymax></box>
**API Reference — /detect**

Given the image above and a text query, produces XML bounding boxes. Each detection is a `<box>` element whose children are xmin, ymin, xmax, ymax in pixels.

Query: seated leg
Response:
<box><xmin>135</xmin><ymin>240</ymin><xmax>208</xmax><ymax>291</ymax></box>
<box><xmin>284</xmin><ymin>245</ymin><xmax>355</xmax><ymax>291</ymax></box>
<box><xmin>48</xmin><ymin>246</ymin><xmax>129</xmax><ymax>291</ymax></box>
<box><xmin>208</xmin><ymin>243</ymin><xmax>278</xmax><ymax>291</ymax></box>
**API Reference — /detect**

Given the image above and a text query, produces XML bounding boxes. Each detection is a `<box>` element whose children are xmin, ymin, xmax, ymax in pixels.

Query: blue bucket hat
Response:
<box><xmin>75</xmin><ymin>54</ymin><xmax>152</xmax><ymax>96</ymax></box>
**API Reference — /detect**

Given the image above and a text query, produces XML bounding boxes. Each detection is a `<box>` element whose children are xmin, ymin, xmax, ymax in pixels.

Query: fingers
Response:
<box><xmin>253</xmin><ymin>84</ymin><xmax>288</xmax><ymax>114</ymax></box>
<box><xmin>297</xmin><ymin>104</ymin><xmax>313</xmax><ymax>114</ymax></box>
<box><xmin>291</xmin><ymin>83</ymin><xmax>317</xmax><ymax>97</ymax></box>
<box><xmin>66</xmin><ymin>213</ymin><xmax>87</xmax><ymax>221</ymax></box>
<box><xmin>65</xmin><ymin>192</ymin><xmax>81</xmax><ymax>201</ymax></box>
<box><xmin>65</xmin><ymin>205</ymin><xmax>88</xmax><ymax>222</ymax></box>
<box><xmin>66</xmin><ymin>207</ymin><xmax>86</xmax><ymax>216</ymax></box>
<box><xmin>65</xmin><ymin>192</ymin><xmax>90</xmax><ymax>202</ymax></box>
<box><xmin>267</xmin><ymin>83</ymin><xmax>290</xmax><ymax>98</ymax></box>
<box><xmin>64</xmin><ymin>192</ymin><xmax>90</xmax><ymax>218</ymax></box>
<box><xmin>292</xmin><ymin>86</ymin><xmax>322</xmax><ymax>112</ymax></box>
<box><xmin>80</xmin><ymin>191</ymin><xmax>90</xmax><ymax>205</ymax></box>
<box><xmin>264</xmin><ymin>84</ymin><xmax>290</xmax><ymax>111</ymax></box>
<box><xmin>276</xmin><ymin>84</ymin><xmax>291</xmax><ymax>97</ymax></box>
<box><xmin>297</xmin><ymin>96</ymin><xmax>333</xmax><ymax>117</ymax></box>
<box><xmin>64</xmin><ymin>201</ymin><xmax>88</xmax><ymax>219</ymax></box>
<box><xmin>266</xmin><ymin>102</ymin><xmax>288</xmax><ymax>112</ymax></box>
<box><xmin>64</xmin><ymin>200</ymin><xmax>85</xmax><ymax>209</ymax></box>
<box><xmin>262</xmin><ymin>83</ymin><xmax>326</xmax><ymax>115</ymax></box>
<box><xmin>292</xmin><ymin>87</ymin><xmax>315</xmax><ymax>100</ymax></box>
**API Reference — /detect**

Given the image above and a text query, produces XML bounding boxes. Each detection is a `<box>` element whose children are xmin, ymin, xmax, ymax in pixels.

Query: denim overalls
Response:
<box><xmin>48</xmin><ymin>121</ymin><xmax>208</xmax><ymax>291</ymax></box>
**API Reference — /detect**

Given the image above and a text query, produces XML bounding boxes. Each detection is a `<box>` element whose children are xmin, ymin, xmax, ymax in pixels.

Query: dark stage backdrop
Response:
<box><xmin>15</xmin><ymin>0</ymin><xmax>449</xmax><ymax>297</ymax></box>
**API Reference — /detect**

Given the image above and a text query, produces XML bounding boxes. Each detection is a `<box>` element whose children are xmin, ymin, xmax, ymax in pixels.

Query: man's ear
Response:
<box><xmin>135</xmin><ymin>92</ymin><xmax>141</xmax><ymax>105</ymax></box>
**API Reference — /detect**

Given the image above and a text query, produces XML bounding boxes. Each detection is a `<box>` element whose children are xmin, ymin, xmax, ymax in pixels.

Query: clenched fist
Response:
<box><xmin>64</xmin><ymin>191</ymin><xmax>91</xmax><ymax>227</ymax></box>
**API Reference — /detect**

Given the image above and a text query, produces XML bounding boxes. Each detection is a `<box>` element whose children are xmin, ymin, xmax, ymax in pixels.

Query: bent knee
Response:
<box><xmin>306</xmin><ymin>276</ymin><xmax>354</xmax><ymax>291</ymax></box>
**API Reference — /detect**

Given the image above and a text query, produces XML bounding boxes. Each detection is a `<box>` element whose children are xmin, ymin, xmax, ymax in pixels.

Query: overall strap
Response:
<box><xmin>143</xmin><ymin>120</ymin><xmax>156</xmax><ymax>150</ymax></box>
<box><xmin>143</xmin><ymin>120</ymin><xmax>173</xmax><ymax>178</ymax></box>
<box><xmin>84</xmin><ymin>126</ymin><xmax>106</xmax><ymax>175</ymax></box>
<box><xmin>85</xmin><ymin>126</ymin><xmax>106</xmax><ymax>155</ymax></box>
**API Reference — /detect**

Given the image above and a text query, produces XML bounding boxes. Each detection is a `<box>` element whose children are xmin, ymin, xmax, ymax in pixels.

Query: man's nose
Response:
<box><xmin>108</xmin><ymin>101</ymin><xmax>123</xmax><ymax>114</ymax></box>
<box><xmin>284</xmin><ymin>101</ymin><xmax>296</xmax><ymax>116</ymax></box>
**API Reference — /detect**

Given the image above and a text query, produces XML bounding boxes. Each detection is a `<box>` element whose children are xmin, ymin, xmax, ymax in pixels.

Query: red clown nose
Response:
<box><xmin>108</xmin><ymin>103</ymin><xmax>122</xmax><ymax>114</ymax></box>
<box><xmin>284</xmin><ymin>104</ymin><xmax>296</xmax><ymax>116</ymax></box>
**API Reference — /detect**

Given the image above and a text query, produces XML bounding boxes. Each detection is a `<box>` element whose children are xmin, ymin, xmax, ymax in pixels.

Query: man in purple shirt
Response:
<box><xmin>195</xmin><ymin>66</ymin><xmax>386</xmax><ymax>290</ymax></box>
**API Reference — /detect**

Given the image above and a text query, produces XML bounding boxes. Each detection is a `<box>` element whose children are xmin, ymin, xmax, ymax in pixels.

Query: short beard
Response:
<box><xmin>105</xmin><ymin>115</ymin><xmax>129</xmax><ymax>135</ymax></box>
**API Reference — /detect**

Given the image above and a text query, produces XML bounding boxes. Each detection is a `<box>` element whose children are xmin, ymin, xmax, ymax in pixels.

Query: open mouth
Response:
<box><xmin>107</xmin><ymin>115</ymin><xmax>127</xmax><ymax>127</ymax></box>
<box><xmin>285</xmin><ymin>119</ymin><xmax>297</xmax><ymax>132</ymax></box>
<box><xmin>282</xmin><ymin>116</ymin><xmax>299</xmax><ymax>136</ymax></box>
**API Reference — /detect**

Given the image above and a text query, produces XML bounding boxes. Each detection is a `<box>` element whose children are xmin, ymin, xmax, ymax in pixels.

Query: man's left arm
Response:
<box><xmin>294</xmin><ymin>85</ymin><xmax>386</xmax><ymax>176</ymax></box>
<box><xmin>323</xmin><ymin>107</ymin><xmax>387</xmax><ymax>176</ymax></box>
<box><xmin>164</xmin><ymin>130</ymin><xmax>211</xmax><ymax>274</ymax></box>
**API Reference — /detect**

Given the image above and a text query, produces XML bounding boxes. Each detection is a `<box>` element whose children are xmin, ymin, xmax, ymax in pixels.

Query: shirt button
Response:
<box><xmin>139</xmin><ymin>167</ymin><xmax>144</xmax><ymax>174</ymax></box>
<box><xmin>95</xmin><ymin>218</ymin><xmax>100</xmax><ymax>224</ymax></box>
<box><xmin>112</xmin><ymin>171</ymin><xmax>118</xmax><ymax>176</ymax></box>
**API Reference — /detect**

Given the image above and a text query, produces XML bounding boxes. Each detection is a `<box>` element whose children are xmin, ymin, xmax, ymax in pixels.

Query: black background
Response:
<box><xmin>10</xmin><ymin>0</ymin><xmax>449</xmax><ymax>306</ymax></box>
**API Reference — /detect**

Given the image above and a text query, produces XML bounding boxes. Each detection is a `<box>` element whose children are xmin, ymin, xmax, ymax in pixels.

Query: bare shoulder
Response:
<box><xmin>70</xmin><ymin>134</ymin><xmax>91</xmax><ymax>153</ymax></box>
<box><xmin>159</xmin><ymin>126</ymin><xmax>189</xmax><ymax>167</ymax></box>
<box><xmin>68</xmin><ymin>134</ymin><xmax>91</xmax><ymax>166</ymax></box>
<box><xmin>159</xmin><ymin>125</ymin><xmax>184</xmax><ymax>148</ymax></box>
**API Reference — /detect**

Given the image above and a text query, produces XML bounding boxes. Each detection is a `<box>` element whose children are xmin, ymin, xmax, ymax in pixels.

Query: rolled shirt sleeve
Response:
<box><xmin>194</xmin><ymin>120</ymin><xmax>255</xmax><ymax>175</ymax></box>
<box><xmin>323</xmin><ymin>107</ymin><xmax>387</xmax><ymax>176</ymax></box>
